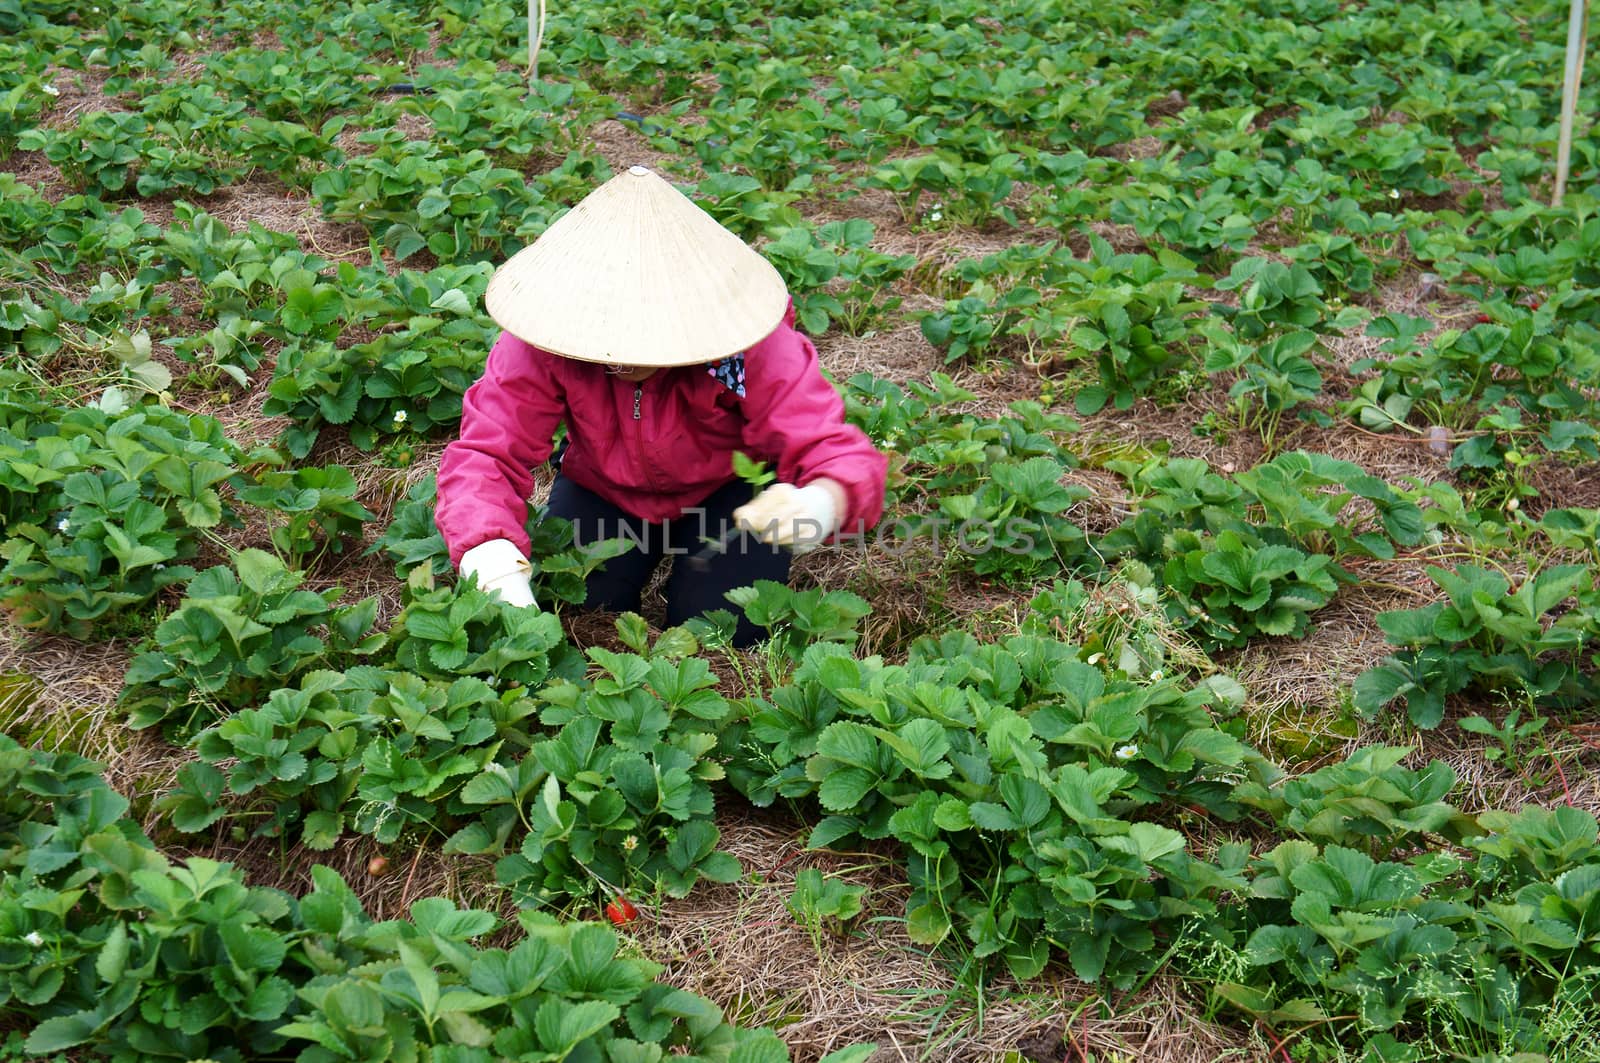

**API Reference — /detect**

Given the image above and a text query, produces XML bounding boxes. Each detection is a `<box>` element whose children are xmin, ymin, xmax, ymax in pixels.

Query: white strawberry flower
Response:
<box><xmin>56</xmin><ymin>518</ymin><xmax>70</xmax><ymax>534</ymax></box>
<box><xmin>43</xmin><ymin>83</ymin><xmax>60</xmax><ymax>97</ymax></box>
<box><xmin>24</xmin><ymin>931</ymin><xmax>43</xmax><ymax>947</ymax></box>
<box><xmin>1115</xmin><ymin>744</ymin><xmax>1139</xmax><ymax>761</ymax></box>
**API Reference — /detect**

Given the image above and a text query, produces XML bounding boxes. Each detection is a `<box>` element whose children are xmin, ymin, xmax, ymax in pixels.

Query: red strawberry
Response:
<box><xmin>1475</xmin><ymin>313</ymin><xmax>1492</xmax><ymax>323</ymax></box>
<box><xmin>604</xmin><ymin>896</ymin><xmax>639</xmax><ymax>926</ymax></box>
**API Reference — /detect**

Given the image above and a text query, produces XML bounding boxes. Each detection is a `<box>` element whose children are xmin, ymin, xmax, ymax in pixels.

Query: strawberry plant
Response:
<box><xmin>1214</xmin><ymin>257</ymin><xmax>1352</xmax><ymax>339</ymax></box>
<box><xmin>0</xmin><ymin>71</ymin><xmax>46</xmax><ymax>152</ymax></box>
<box><xmin>0</xmin><ymin>405</ymin><xmax>251</xmax><ymax>637</ymax></box>
<box><xmin>385</xmin><ymin>78</ymin><xmax>578</xmax><ymax>164</ymax></box>
<box><xmin>0</xmin><ymin>284</ymin><xmax>64</xmax><ymax>359</ymax></box>
<box><xmin>0</xmin><ymin>736</ymin><xmax>304</xmax><ymax>1060</ymax></box>
<box><xmin>0</xmin><ymin>737</ymin><xmax>802</xmax><ymax>1060</ymax></box>
<box><xmin>136</xmin><ymin>206</ymin><xmax>317</xmax><ymax>330</ymax></box>
<box><xmin>0</xmin><ymin>497</ymin><xmax>192</xmax><ymax>638</ymax></box>
<box><xmin>1157</xmin><ymin>529</ymin><xmax>1340</xmax><ymax>649</ymax></box>
<box><xmin>1211</xmin><ymin>737</ymin><xmax>1600</xmax><ymax>1058</ymax></box>
<box><xmin>15</xmin><ymin>194</ymin><xmax>162</xmax><ymax>276</ymax></box>
<box><xmin>1233</xmin><ymin>746</ymin><xmax>1464</xmax><ymax>856</ymax></box>
<box><xmin>1330</xmin><ymin>121</ymin><xmax>1460</xmax><ymax>197</ymax></box>
<box><xmin>280</xmin><ymin>903</ymin><xmax>781</xmax><ymax>1061</ymax></box>
<box><xmin>918</xmin><ymin>290</ymin><xmax>1035</xmax><ymax>365</ymax></box>
<box><xmin>729</xmin><ymin>634</ymin><xmax>1258</xmax><ymax>984</ymax></box>
<box><xmin>308</xmin><ymin>134</ymin><xmax>582</xmax><ymax>263</ymax></box>
<box><xmin>17</xmin><ymin>111</ymin><xmax>147</xmax><ymax>195</ymax></box>
<box><xmin>1095</xmin><ymin>452</ymin><xmax>1431</xmax><ymax>647</ymax></box>
<box><xmin>0</xmin><ymin>175</ymin><xmax>53</xmax><ymax>246</ymax></box>
<box><xmin>1283</xmin><ymin>232</ymin><xmax>1382</xmax><ymax>296</ymax></box>
<box><xmin>17</xmin><ymin>108</ymin><xmax>248</xmax><ymax>198</ymax></box>
<box><xmin>1531</xmin><ymin>505</ymin><xmax>1600</xmax><ymax>568</ymax></box>
<box><xmin>157</xmin><ymin>577</ymin><xmax>580</xmax><ymax>854</ymax></box>
<box><xmin>1228</xmin><ymin>451</ymin><xmax>1425</xmax><ymax>561</ymax></box>
<box><xmin>275</xmin><ymin>266</ymin><xmax>345</xmax><ymax>341</ymax></box>
<box><xmin>919</xmin><ymin>454</ymin><xmax>1092</xmax><ymax>580</ymax></box>
<box><xmin>237</xmin><ymin>464</ymin><xmax>373</xmax><ymax>569</ymax></box>
<box><xmin>264</xmin><ymin>264</ymin><xmax>497</xmax><ymax>456</ymax></box>
<box><xmin>1104</xmin><ymin>451</ymin><xmax>1424</xmax><ymax>564</ymax></box>
<box><xmin>720</xmin><ymin>581</ymin><xmax>872</xmax><ymax>664</ymax></box>
<box><xmin>1348</xmin><ymin>302</ymin><xmax>1600</xmax><ymax>434</ymax></box>
<box><xmin>370</xmin><ymin>473</ymin><xmax>457</xmax><ymax>579</ymax></box>
<box><xmin>867</xmin><ymin>150</ymin><xmax>1023</xmax><ymax>226</ymax></box>
<box><xmin>1201</xmin><ymin>326</ymin><xmax>1326</xmax><ymax>448</ymax></box>
<box><xmin>678</xmin><ymin>171</ymin><xmax>801</xmax><ymax>241</ymax></box>
<box><xmin>682</xmin><ymin>100</ymin><xmax>837</xmax><ymax>193</ymax></box>
<box><xmin>1354</xmin><ymin>563</ymin><xmax>1600</xmax><ymax>728</ymax></box>
<box><xmin>1109</xmin><ymin>185</ymin><xmax>1257</xmax><ymax>258</ymax></box>
<box><xmin>167</xmin><ymin>316</ymin><xmax>267</xmax><ymax>391</ymax></box>
<box><xmin>1220</xmin><ymin>837</ymin><xmax>1600</xmax><ymax>1058</ymax></box>
<box><xmin>173</xmin><ymin>668</ymin><xmax>539</xmax><ymax>848</ymax></box>
<box><xmin>119</xmin><ymin>549</ymin><xmax>385</xmax><ymax>737</ymax></box>
<box><xmin>156</xmin><ymin>602</ymin><xmax>744</xmax><ymax>913</ymax></box>
<box><xmin>489</xmin><ymin>627</ymin><xmax>742</xmax><ymax>907</ymax></box>
<box><xmin>761</xmin><ymin>219</ymin><xmax>914</xmax><ymax>336</ymax></box>
<box><xmin>840</xmin><ymin>375</ymin><xmax>1094</xmax><ymax>582</ymax></box>
<box><xmin>202</xmin><ymin>43</ymin><xmax>369</xmax><ymax>123</ymax></box>
<box><xmin>919</xmin><ymin>237</ymin><xmax>1207</xmax><ymax>409</ymax></box>
<box><xmin>841</xmin><ymin>371</ymin><xmax>994</xmax><ymax>459</ymax></box>
<box><xmin>228</xmin><ymin>115</ymin><xmax>345</xmax><ymax>185</ymax></box>
<box><xmin>390</xmin><ymin>576</ymin><xmax>580</xmax><ymax>692</ymax></box>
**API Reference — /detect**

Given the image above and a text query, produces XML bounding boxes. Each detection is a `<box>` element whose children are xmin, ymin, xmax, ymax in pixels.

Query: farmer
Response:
<box><xmin>434</xmin><ymin>165</ymin><xmax>888</xmax><ymax>647</ymax></box>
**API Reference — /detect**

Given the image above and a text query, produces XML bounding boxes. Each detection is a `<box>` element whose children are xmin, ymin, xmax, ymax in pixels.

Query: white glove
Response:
<box><xmin>733</xmin><ymin>482</ymin><xmax>840</xmax><ymax>552</ymax></box>
<box><xmin>459</xmin><ymin>538</ymin><xmax>537</xmax><ymax>608</ymax></box>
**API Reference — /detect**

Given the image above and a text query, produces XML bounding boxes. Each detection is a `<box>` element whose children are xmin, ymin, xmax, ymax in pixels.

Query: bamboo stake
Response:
<box><xmin>528</xmin><ymin>0</ymin><xmax>547</xmax><ymax>93</ymax></box>
<box><xmin>1553</xmin><ymin>0</ymin><xmax>1590</xmax><ymax>206</ymax></box>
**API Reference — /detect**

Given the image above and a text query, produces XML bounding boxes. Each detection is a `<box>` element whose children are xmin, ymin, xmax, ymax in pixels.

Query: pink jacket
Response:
<box><xmin>435</xmin><ymin>305</ymin><xmax>889</xmax><ymax>565</ymax></box>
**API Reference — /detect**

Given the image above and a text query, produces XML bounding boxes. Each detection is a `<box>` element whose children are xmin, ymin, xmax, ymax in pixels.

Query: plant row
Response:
<box><xmin>103</xmin><ymin>548</ymin><xmax>1600</xmax><ymax>1059</ymax></box>
<box><xmin>0</xmin><ymin>734</ymin><xmax>874</xmax><ymax>1063</ymax></box>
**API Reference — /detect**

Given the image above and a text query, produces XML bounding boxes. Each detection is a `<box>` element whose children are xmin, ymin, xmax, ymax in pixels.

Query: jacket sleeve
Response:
<box><xmin>740</xmin><ymin>308</ymin><xmax>888</xmax><ymax>535</ymax></box>
<box><xmin>436</xmin><ymin>331</ymin><xmax>567</xmax><ymax>566</ymax></box>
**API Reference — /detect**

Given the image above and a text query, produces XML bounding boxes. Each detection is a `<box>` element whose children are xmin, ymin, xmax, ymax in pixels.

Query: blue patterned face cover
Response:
<box><xmin>705</xmin><ymin>352</ymin><xmax>746</xmax><ymax>397</ymax></box>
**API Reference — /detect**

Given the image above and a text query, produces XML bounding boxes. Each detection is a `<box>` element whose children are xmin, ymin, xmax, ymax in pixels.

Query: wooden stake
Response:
<box><xmin>1554</xmin><ymin>0</ymin><xmax>1590</xmax><ymax>206</ymax></box>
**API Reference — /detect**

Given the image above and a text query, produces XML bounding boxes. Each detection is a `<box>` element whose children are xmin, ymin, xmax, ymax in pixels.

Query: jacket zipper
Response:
<box><xmin>629</xmin><ymin>381</ymin><xmax>662</xmax><ymax>493</ymax></box>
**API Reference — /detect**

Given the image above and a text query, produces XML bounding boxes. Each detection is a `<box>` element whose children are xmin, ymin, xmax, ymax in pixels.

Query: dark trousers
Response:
<box><xmin>545</xmin><ymin>475</ymin><xmax>792</xmax><ymax>648</ymax></box>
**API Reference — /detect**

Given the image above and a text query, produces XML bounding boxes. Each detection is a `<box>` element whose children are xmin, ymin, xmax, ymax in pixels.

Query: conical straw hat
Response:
<box><xmin>484</xmin><ymin>166</ymin><xmax>791</xmax><ymax>367</ymax></box>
